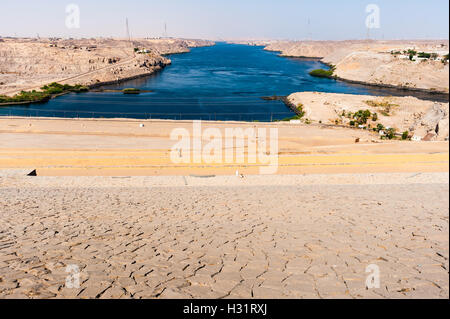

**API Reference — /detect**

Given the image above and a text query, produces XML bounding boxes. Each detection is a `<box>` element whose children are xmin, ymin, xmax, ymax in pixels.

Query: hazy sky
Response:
<box><xmin>0</xmin><ymin>0</ymin><xmax>448</xmax><ymax>40</ymax></box>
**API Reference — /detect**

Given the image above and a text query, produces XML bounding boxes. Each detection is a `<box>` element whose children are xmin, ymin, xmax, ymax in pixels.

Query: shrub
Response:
<box><xmin>365</xmin><ymin>100</ymin><xmax>397</xmax><ymax>116</ymax></box>
<box><xmin>41</xmin><ymin>82</ymin><xmax>88</xmax><ymax>94</ymax></box>
<box><xmin>296</xmin><ymin>103</ymin><xmax>305</xmax><ymax>118</ymax></box>
<box><xmin>372</xmin><ymin>112</ymin><xmax>378</xmax><ymax>121</ymax></box>
<box><xmin>353</xmin><ymin>109</ymin><xmax>371</xmax><ymax>125</ymax></box>
<box><xmin>376</xmin><ymin>124</ymin><xmax>385</xmax><ymax>132</ymax></box>
<box><xmin>309</xmin><ymin>66</ymin><xmax>335</xmax><ymax>78</ymax></box>
<box><xmin>70</xmin><ymin>84</ymin><xmax>89</xmax><ymax>93</ymax></box>
<box><xmin>280</xmin><ymin>115</ymin><xmax>302</xmax><ymax>122</ymax></box>
<box><xmin>386</xmin><ymin>128</ymin><xmax>396</xmax><ymax>139</ymax></box>
<box><xmin>41</xmin><ymin>82</ymin><xmax>65</xmax><ymax>94</ymax></box>
<box><xmin>402</xmin><ymin>131</ymin><xmax>409</xmax><ymax>140</ymax></box>
<box><xmin>0</xmin><ymin>82</ymin><xmax>88</xmax><ymax>105</ymax></box>
<box><xmin>123</xmin><ymin>88</ymin><xmax>141</xmax><ymax>94</ymax></box>
<box><xmin>0</xmin><ymin>91</ymin><xmax>51</xmax><ymax>104</ymax></box>
<box><xmin>418</xmin><ymin>52</ymin><xmax>431</xmax><ymax>59</ymax></box>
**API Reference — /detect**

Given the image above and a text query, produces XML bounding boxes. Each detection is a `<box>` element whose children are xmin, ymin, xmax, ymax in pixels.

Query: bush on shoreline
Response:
<box><xmin>0</xmin><ymin>90</ymin><xmax>51</xmax><ymax>104</ymax></box>
<box><xmin>0</xmin><ymin>82</ymin><xmax>89</xmax><ymax>104</ymax></box>
<box><xmin>309</xmin><ymin>67</ymin><xmax>335</xmax><ymax>79</ymax></box>
<box><xmin>41</xmin><ymin>82</ymin><xmax>89</xmax><ymax>94</ymax></box>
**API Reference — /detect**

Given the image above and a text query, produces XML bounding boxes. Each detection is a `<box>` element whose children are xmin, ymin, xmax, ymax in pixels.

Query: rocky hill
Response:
<box><xmin>0</xmin><ymin>38</ymin><xmax>214</xmax><ymax>96</ymax></box>
<box><xmin>262</xmin><ymin>40</ymin><xmax>449</xmax><ymax>94</ymax></box>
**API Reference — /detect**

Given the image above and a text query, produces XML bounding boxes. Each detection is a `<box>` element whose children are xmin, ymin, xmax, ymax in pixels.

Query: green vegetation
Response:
<box><xmin>261</xmin><ymin>95</ymin><xmax>283</xmax><ymax>101</ymax></box>
<box><xmin>417</xmin><ymin>52</ymin><xmax>431</xmax><ymax>59</ymax></box>
<box><xmin>364</xmin><ymin>100</ymin><xmax>398</xmax><ymax>116</ymax></box>
<box><xmin>373</xmin><ymin>123</ymin><xmax>396</xmax><ymax>140</ymax></box>
<box><xmin>0</xmin><ymin>90</ymin><xmax>51</xmax><ymax>104</ymax></box>
<box><xmin>385</xmin><ymin>128</ymin><xmax>396</xmax><ymax>140</ymax></box>
<box><xmin>122</xmin><ymin>88</ymin><xmax>141</xmax><ymax>94</ymax></box>
<box><xmin>403</xmin><ymin>49</ymin><xmax>417</xmax><ymax>61</ymax></box>
<box><xmin>402</xmin><ymin>131</ymin><xmax>409</xmax><ymax>140</ymax></box>
<box><xmin>372</xmin><ymin>112</ymin><xmax>378</xmax><ymax>122</ymax></box>
<box><xmin>0</xmin><ymin>82</ymin><xmax>88</xmax><ymax>105</ymax></box>
<box><xmin>353</xmin><ymin>109</ymin><xmax>371</xmax><ymax>125</ymax></box>
<box><xmin>41</xmin><ymin>82</ymin><xmax>88</xmax><ymax>94</ymax></box>
<box><xmin>443</xmin><ymin>53</ymin><xmax>449</xmax><ymax>65</ymax></box>
<box><xmin>280</xmin><ymin>114</ymin><xmax>303</xmax><ymax>122</ymax></box>
<box><xmin>375</xmin><ymin>123</ymin><xmax>385</xmax><ymax>132</ymax></box>
<box><xmin>296</xmin><ymin>103</ymin><xmax>305</xmax><ymax>118</ymax></box>
<box><xmin>309</xmin><ymin>66</ymin><xmax>336</xmax><ymax>79</ymax></box>
<box><xmin>404</xmin><ymin>49</ymin><xmax>417</xmax><ymax>56</ymax></box>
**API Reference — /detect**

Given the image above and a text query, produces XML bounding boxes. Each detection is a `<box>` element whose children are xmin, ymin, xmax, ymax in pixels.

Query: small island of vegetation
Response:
<box><xmin>122</xmin><ymin>88</ymin><xmax>141</xmax><ymax>95</ymax></box>
<box><xmin>309</xmin><ymin>66</ymin><xmax>336</xmax><ymax>79</ymax></box>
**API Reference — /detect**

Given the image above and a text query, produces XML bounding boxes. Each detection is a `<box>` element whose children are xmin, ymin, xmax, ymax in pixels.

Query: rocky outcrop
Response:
<box><xmin>287</xmin><ymin>91</ymin><xmax>449</xmax><ymax>141</ymax></box>
<box><xmin>412</xmin><ymin>103</ymin><xmax>449</xmax><ymax>140</ymax></box>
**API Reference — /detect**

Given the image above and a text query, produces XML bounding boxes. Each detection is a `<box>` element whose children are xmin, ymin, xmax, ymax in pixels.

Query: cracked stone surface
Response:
<box><xmin>0</xmin><ymin>183</ymin><xmax>448</xmax><ymax>299</ymax></box>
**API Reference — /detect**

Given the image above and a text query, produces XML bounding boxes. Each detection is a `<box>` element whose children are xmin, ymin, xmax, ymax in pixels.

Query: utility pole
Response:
<box><xmin>126</xmin><ymin>17</ymin><xmax>131</xmax><ymax>43</ymax></box>
<box><xmin>307</xmin><ymin>18</ymin><xmax>312</xmax><ymax>41</ymax></box>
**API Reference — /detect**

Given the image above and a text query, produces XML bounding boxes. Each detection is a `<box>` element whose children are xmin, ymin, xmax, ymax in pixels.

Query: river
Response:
<box><xmin>0</xmin><ymin>42</ymin><xmax>439</xmax><ymax>121</ymax></box>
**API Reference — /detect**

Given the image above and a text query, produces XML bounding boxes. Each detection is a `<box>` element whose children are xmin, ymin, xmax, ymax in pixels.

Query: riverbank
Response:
<box><xmin>232</xmin><ymin>40</ymin><xmax>449</xmax><ymax>96</ymax></box>
<box><xmin>0</xmin><ymin>38</ymin><xmax>214</xmax><ymax>97</ymax></box>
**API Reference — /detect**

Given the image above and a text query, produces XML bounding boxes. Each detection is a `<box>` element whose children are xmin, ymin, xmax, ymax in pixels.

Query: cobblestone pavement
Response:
<box><xmin>0</xmin><ymin>182</ymin><xmax>448</xmax><ymax>299</ymax></box>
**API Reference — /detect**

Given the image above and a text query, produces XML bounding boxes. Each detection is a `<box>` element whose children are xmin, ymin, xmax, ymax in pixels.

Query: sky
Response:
<box><xmin>0</xmin><ymin>0</ymin><xmax>448</xmax><ymax>40</ymax></box>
